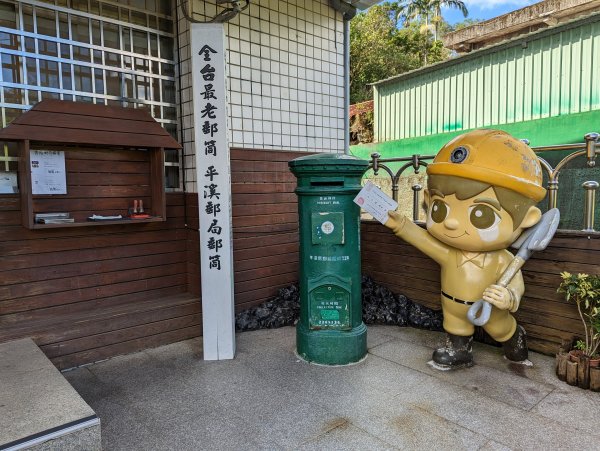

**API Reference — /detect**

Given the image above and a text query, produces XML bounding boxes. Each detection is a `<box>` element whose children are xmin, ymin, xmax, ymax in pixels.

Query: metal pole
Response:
<box><xmin>370</xmin><ymin>152</ymin><xmax>380</xmax><ymax>175</ymax></box>
<box><xmin>412</xmin><ymin>184</ymin><xmax>422</xmax><ymax>222</ymax></box>
<box><xmin>582</xmin><ymin>181</ymin><xmax>599</xmax><ymax>232</ymax></box>
<box><xmin>343</xmin><ymin>17</ymin><xmax>350</xmax><ymax>154</ymax></box>
<box><xmin>584</xmin><ymin>132</ymin><xmax>599</xmax><ymax>168</ymax></box>
<box><xmin>547</xmin><ymin>180</ymin><xmax>559</xmax><ymax>209</ymax></box>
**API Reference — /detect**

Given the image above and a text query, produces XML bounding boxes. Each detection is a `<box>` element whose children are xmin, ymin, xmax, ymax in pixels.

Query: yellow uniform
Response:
<box><xmin>389</xmin><ymin>214</ymin><xmax>522</xmax><ymax>342</ymax></box>
<box><xmin>384</xmin><ymin>129</ymin><xmax>548</xmax><ymax>368</ymax></box>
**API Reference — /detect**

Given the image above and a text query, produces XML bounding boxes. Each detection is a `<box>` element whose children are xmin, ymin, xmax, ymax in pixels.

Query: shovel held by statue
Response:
<box><xmin>467</xmin><ymin>208</ymin><xmax>561</xmax><ymax>326</ymax></box>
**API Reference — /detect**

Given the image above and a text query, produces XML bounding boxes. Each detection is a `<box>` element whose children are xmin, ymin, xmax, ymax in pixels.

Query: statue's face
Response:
<box><xmin>425</xmin><ymin>187</ymin><xmax>524</xmax><ymax>252</ymax></box>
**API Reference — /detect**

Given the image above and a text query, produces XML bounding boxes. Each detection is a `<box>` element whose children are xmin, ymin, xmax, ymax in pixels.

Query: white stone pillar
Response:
<box><xmin>191</xmin><ymin>23</ymin><xmax>235</xmax><ymax>360</ymax></box>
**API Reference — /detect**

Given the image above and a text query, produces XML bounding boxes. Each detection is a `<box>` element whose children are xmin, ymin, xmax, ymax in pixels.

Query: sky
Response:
<box><xmin>381</xmin><ymin>0</ymin><xmax>542</xmax><ymax>26</ymax></box>
<box><xmin>439</xmin><ymin>0</ymin><xmax>540</xmax><ymax>25</ymax></box>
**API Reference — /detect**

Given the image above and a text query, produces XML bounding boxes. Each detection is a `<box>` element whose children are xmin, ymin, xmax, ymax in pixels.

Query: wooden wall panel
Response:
<box><xmin>3</xmin><ymin>144</ymin><xmax>593</xmax><ymax>367</ymax></box>
<box><xmin>361</xmin><ymin>221</ymin><xmax>598</xmax><ymax>355</ymax></box>
<box><xmin>186</xmin><ymin>148</ymin><xmax>307</xmax><ymax>312</ymax></box>
<box><xmin>0</xmin><ymin>192</ymin><xmax>196</xmax><ymax>369</ymax></box>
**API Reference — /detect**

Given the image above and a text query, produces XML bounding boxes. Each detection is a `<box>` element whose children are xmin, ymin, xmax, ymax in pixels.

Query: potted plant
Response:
<box><xmin>569</xmin><ymin>340</ymin><xmax>596</xmax><ymax>364</ymax></box>
<box><xmin>556</xmin><ymin>272</ymin><xmax>600</xmax><ymax>389</ymax></box>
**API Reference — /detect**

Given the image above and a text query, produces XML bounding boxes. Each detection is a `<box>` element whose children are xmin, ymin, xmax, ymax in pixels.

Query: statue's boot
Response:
<box><xmin>502</xmin><ymin>324</ymin><xmax>529</xmax><ymax>363</ymax></box>
<box><xmin>431</xmin><ymin>333</ymin><xmax>474</xmax><ymax>369</ymax></box>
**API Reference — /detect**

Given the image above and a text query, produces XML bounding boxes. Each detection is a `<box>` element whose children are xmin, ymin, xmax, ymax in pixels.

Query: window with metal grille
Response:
<box><xmin>0</xmin><ymin>0</ymin><xmax>181</xmax><ymax>190</ymax></box>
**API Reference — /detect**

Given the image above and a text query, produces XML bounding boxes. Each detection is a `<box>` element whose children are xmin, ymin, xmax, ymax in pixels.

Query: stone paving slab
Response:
<box><xmin>0</xmin><ymin>338</ymin><xmax>100</xmax><ymax>450</ymax></box>
<box><xmin>298</xmin><ymin>421</ymin><xmax>397</xmax><ymax>451</ymax></box>
<box><xmin>391</xmin><ymin>380</ymin><xmax>599</xmax><ymax>450</ymax></box>
<box><xmin>369</xmin><ymin>337</ymin><xmax>556</xmax><ymax>410</ymax></box>
<box><xmin>63</xmin><ymin>326</ymin><xmax>600</xmax><ymax>451</ymax></box>
<box><xmin>329</xmin><ymin>401</ymin><xmax>487</xmax><ymax>451</ymax></box>
<box><xmin>370</xmin><ymin>325</ymin><xmax>567</xmax><ymax>388</ymax></box>
<box><xmin>479</xmin><ymin>440</ymin><xmax>513</xmax><ymax>451</ymax></box>
<box><xmin>530</xmin><ymin>384</ymin><xmax>600</xmax><ymax>436</ymax></box>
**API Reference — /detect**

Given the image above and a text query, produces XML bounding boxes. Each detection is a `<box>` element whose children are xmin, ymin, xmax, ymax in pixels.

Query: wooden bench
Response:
<box><xmin>0</xmin><ymin>293</ymin><xmax>201</xmax><ymax>370</ymax></box>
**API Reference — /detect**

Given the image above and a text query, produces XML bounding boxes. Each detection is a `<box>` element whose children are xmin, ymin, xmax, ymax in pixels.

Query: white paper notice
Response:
<box><xmin>0</xmin><ymin>172</ymin><xmax>18</xmax><ymax>194</ymax></box>
<box><xmin>353</xmin><ymin>181</ymin><xmax>398</xmax><ymax>224</ymax></box>
<box><xmin>30</xmin><ymin>150</ymin><xmax>67</xmax><ymax>195</ymax></box>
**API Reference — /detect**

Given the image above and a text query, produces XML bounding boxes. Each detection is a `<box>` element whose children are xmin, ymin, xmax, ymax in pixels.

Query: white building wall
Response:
<box><xmin>177</xmin><ymin>0</ymin><xmax>346</xmax><ymax>193</ymax></box>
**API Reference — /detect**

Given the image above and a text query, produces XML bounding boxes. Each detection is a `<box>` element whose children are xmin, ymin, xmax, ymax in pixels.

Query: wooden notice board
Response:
<box><xmin>0</xmin><ymin>100</ymin><xmax>181</xmax><ymax>229</ymax></box>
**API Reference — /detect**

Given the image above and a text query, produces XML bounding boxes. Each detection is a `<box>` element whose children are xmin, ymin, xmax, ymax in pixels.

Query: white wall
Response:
<box><xmin>177</xmin><ymin>0</ymin><xmax>346</xmax><ymax>192</ymax></box>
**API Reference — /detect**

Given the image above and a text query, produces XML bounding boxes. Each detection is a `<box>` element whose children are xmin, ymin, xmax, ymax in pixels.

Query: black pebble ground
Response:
<box><xmin>235</xmin><ymin>275</ymin><xmax>444</xmax><ymax>333</ymax></box>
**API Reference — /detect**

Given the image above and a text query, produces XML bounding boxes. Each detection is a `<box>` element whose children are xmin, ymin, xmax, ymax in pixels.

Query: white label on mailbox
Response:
<box><xmin>321</xmin><ymin>221</ymin><xmax>334</xmax><ymax>234</ymax></box>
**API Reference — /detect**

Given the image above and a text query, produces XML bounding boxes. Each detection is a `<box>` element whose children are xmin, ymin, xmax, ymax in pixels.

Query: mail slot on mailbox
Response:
<box><xmin>289</xmin><ymin>153</ymin><xmax>369</xmax><ymax>365</ymax></box>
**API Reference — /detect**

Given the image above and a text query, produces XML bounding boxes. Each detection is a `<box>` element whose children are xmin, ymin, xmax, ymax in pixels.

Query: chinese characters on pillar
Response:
<box><xmin>198</xmin><ymin>45</ymin><xmax>224</xmax><ymax>272</ymax></box>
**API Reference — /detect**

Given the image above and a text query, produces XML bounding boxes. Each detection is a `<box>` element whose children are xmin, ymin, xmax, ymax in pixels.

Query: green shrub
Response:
<box><xmin>557</xmin><ymin>272</ymin><xmax>600</xmax><ymax>357</ymax></box>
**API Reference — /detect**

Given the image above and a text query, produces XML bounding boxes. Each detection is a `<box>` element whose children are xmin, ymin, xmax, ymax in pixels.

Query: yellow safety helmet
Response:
<box><xmin>426</xmin><ymin>129</ymin><xmax>546</xmax><ymax>202</ymax></box>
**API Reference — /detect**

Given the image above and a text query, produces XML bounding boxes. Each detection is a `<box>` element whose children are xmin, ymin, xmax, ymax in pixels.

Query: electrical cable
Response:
<box><xmin>180</xmin><ymin>0</ymin><xmax>249</xmax><ymax>24</ymax></box>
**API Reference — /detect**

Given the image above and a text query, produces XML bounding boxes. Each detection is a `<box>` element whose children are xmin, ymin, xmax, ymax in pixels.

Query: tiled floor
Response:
<box><xmin>64</xmin><ymin>326</ymin><xmax>600</xmax><ymax>450</ymax></box>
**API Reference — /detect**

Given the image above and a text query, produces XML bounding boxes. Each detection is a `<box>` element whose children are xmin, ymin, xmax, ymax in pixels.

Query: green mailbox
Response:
<box><xmin>289</xmin><ymin>154</ymin><xmax>369</xmax><ymax>365</ymax></box>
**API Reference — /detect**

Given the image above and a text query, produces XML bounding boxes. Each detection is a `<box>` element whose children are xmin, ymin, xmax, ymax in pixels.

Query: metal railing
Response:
<box><xmin>367</xmin><ymin>132</ymin><xmax>600</xmax><ymax>232</ymax></box>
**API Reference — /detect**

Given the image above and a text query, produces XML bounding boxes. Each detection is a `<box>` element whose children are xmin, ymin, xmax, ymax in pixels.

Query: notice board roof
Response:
<box><xmin>0</xmin><ymin>100</ymin><xmax>182</xmax><ymax>149</ymax></box>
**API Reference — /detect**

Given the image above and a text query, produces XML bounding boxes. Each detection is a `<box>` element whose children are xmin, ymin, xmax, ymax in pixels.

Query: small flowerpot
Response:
<box><xmin>589</xmin><ymin>357</ymin><xmax>600</xmax><ymax>368</ymax></box>
<box><xmin>569</xmin><ymin>349</ymin><xmax>584</xmax><ymax>363</ymax></box>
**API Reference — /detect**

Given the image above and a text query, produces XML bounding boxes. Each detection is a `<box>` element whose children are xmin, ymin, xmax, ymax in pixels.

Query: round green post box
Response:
<box><xmin>289</xmin><ymin>154</ymin><xmax>369</xmax><ymax>365</ymax></box>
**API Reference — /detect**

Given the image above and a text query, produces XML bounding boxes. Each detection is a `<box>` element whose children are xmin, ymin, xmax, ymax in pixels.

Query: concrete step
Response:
<box><xmin>0</xmin><ymin>338</ymin><xmax>100</xmax><ymax>450</ymax></box>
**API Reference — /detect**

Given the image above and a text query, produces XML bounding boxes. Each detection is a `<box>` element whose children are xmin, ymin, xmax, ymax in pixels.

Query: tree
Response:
<box><xmin>349</xmin><ymin>4</ymin><xmax>449</xmax><ymax>104</ymax></box>
<box><xmin>397</xmin><ymin>0</ymin><xmax>468</xmax><ymax>38</ymax></box>
<box><xmin>430</xmin><ymin>1</ymin><xmax>468</xmax><ymax>40</ymax></box>
<box><xmin>395</xmin><ymin>0</ymin><xmax>468</xmax><ymax>63</ymax></box>
<box><xmin>396</xmin><ymin>22</ymin><xmax>448</xmax><ymax>66</ymax></box>
<box><xmin>397</xmin><ymin>0</ymin><xmax>434</xmax><ymax>35</ymax></box>
<box><xmin>349</xmin><ymin>4</ymin><xmax>411</xmax><ymax>103</ymax></box>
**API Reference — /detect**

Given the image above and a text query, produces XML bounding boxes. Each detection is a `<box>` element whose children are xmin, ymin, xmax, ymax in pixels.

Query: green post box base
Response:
<box><xmin>296</xmin><ymin>322</ymin><xmax>367</xmax><ymax>365</ymax></box>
